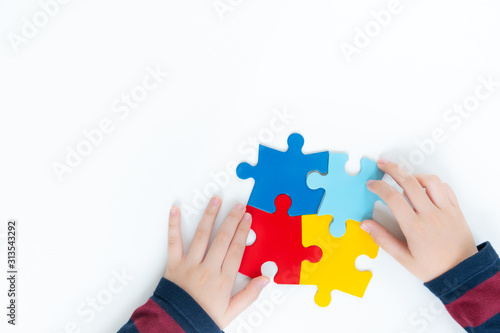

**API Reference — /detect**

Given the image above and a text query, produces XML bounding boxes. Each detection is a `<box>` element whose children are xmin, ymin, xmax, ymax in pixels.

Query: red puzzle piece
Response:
<box><xmin>239</xmin><ymin>194</ymin><xmax>323</xmax><ymax>284</ymax></box>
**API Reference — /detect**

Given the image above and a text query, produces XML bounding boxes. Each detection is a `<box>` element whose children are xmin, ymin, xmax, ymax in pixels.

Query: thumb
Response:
<box><xmin>361</xmin><ymin>220</ymin><xmax>411</xmax><ymax>266</ymax></box>
<box><xmin>224</xmin><ymin>276</ymin><xmax>270</xmax><ymax>324</ymax></box>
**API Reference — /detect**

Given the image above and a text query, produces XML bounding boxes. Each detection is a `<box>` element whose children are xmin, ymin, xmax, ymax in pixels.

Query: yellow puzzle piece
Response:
<box><xmin>300</xmin><ymin>216</ymin><xmax>379</xmax><ymax>307</ymax></box>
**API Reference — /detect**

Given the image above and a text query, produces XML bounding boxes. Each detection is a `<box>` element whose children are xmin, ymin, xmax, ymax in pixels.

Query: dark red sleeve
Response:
<box><xmin>425</xmin><ymin>242</ymin><xmax>500</xmax><ymax>332</ymax></box>
<box><xmin>118</xmin><ymin>278</ymin><xmax>222</xmax><ymax>333</ymax></box>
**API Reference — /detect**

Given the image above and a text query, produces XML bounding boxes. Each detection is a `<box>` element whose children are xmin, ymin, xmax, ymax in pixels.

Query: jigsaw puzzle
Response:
<box><xmin>236</xmin><ymin>133</ymin><xmax>328</xmax><ymax>216</ymax></box>
<box><xmin>238</xmin><ymin>194</ymin><xmax>322</xmax><ymax>284</ymax></box>
<box><xmin>307</xmin><ymin>153</ymin><xmax>385</xmax><ymax>237</ymax></box>
<box><xmin>237</xmin><ymin>133</ymin><xmax>383</xmax><ymax>307</ymax></box>
<box><xmin>300</xmin><ymin>217</ymin><xmax>379</xmax><ymax>307</ymax></box>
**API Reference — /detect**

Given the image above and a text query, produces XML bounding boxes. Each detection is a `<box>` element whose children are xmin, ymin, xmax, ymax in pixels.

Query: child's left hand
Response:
<box><xmin>165</xmin><ymin>196</ymin><xmax>270</xmax><ymax>329</ymax></box>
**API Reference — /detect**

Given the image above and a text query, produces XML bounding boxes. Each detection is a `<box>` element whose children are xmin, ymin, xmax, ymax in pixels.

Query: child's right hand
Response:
<box><xmin>361</xmin><ymin>159</ymin><xmax>478</xmax><ymax>283</ymax></box>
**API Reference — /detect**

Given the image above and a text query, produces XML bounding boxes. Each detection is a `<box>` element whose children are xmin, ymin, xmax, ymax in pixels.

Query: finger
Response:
<box><xmin>204</xmin><ymin>203</ymin><xmax>247</xmax><ymax>268</ymax></box>
<box><xmin>377</xmin><ymin>159</ymin><xmax>434</xmax><ymax>212</ymax></box>
<box><xmin>443</xmin><ymin>183</ymin><xmax>460</xmax><ymax>207</ymax></box>
<box><xmin>367</xmin><ymin>180</ymin><xmax>416</xmax><ymax>230</ymax></box>
<box><xmin>222</xmin><ymin>212</ymin><xmax>252</xmax><ymax>278</ymax></box>
<box><xmin>414</xmin><ymin>174</ymin><xmax>451</xmax><ymax>209</ymax></box>
<box><xmin>361</xmin><ymin>220</ymin><xmax>412</xmax><ymax>266</ymax></box>
<box><xmin>187</xmin><ymin>196</ymin><xmax>222</xmax><ymax>264</ymax></box>
<box><xmin>167</xmin><ymin>206</ymin><xmax>184</xmax><ymax>265</ymax></box>
<box><xmin>224</xmin><ymin>276</ymin><xmax>270</xmax><ymax>325</ymax></box>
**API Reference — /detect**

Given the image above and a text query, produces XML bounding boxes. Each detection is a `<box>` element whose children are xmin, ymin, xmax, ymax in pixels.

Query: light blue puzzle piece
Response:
<box><xmin>307</xmin><ymin>153</ymin><xmax>385</xmax><ymax>237</ymax></box>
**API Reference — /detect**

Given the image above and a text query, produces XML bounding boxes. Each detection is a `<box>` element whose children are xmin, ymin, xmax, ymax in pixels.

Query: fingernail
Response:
<box><xmin>211</xmin><ymin>197</ymin><xmax>221</xmax><ymax>206</ymax></box>
<box><xmin>360</xmin><ymin>223</ymin><xmax>371</xmax><ymax>233</ymax></box>
<box><xmin>243</xmin><ymin>212</ymin><xmax>252</xmax><ymax>222</ymax></box>
<box><xmin>236</xmin><ymin>203</ymin><xmax>245</xmax><ymax>211</ymax></box>
<box><xmin>260</xmin><ymin>278</ymin><xmax>270</xmax><ymax>288</ymax></box>
<box><xmin>378</xmin><ymin>158</ymin><xmax>388</xmax><ymax>165</ymax></box>
<box><xmin>366</xmin><ymin>180</ymin><xmax>375</xmax><ymax>186</ymax></box>
<box><xmin>170</xmin><ymin>206</ymin><xmax>178</xmax><ymax>216</ymax></box>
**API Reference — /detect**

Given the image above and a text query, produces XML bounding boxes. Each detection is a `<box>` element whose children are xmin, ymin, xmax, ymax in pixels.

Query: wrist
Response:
<box><xmin>153</xmin><ymin>278</ymin><xmax>223</xmax><ymax>332</ymax></box>
<box><xmin>424</xmin><ymin>242</ymin><xmax>500</xmax><ymax>303</ymax></box>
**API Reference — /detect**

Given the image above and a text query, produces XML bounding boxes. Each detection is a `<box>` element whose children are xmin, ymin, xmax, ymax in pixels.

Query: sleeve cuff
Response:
<box><xmin>424</xmin><ymin>242</ymin><xmax>500</xmax><ymax>304</ymax></box>
<box><xmin>152</xmin><ymin>277</ymin><xmax>223</xmax><ymax>333</ymax></box>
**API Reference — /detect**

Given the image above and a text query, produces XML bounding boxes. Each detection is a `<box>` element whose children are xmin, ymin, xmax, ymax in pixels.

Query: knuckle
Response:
<box><xmin>369</xmin><ymin>180</ymin><xmax>382</xmax><ymax>189</ymax></box>
<box><xmin>411</xmin><ymin>220</ymin><xmax>427</xmax><ymax>234</ymax></box>
<box><xmin>221</xmin><ymin>273</ymin><xmax>233</xmax><ymax>285</ymax></box>
<box><xmin>429</xmin><ymin>210</ymin><xmax>443</xmax><ymax>224</ymax></box>
<box><xmin>230</xmin><ymin>242</ymin><xmax>247</xmax><ymax>255</ymax></box>
<box><xmin>248</xmin><ymin>288</ymin><xmax>260</xmax><ymax>301</ymax></box>
<box><xmin>167</xmin><ymin>235</ymin><xmax>178</xmax><ymax>246</ymax></box>
<box><xmin>370</xmin><ymin>230</ymin><xmax>384</xmax><ymax>247</ymax></box>
<box><xmin>168</xmin><ymin>219</ymin><xmax>178</xmax><ymax>228</ymax></box>
<box><xmin>198</xmin><ymin>269</ymin><xmax>213</xmax><ymax>283</ymax></box>
<box><xmin>400</xmin><ymin>173</ymin><xmax>414</xmax><ymax>184</ymax></box>
<box><xmin>389</xmin><ymin>163</ymin><xmax>405</xmax><ymax>176</ymax></box>
<box><xmin>216</xmin><ymin>231</ymin><xmax>233</xmax><ymax>244</ymax></box>
<box><xmin>243</xmin><ymin>281</ymin><xmax>258</xmax><ymax>294</ymax></box>
<box><xmin>368</xmin><ymin>180</ymin><xmax>385</xmax><ymax>194</ymax></box>
<box><xmin>385</xmin><ymin>189</ymin><xmax>401</xmax><ymax>202</ymax></box>
<box><xmin>204</xmin><ymin>208</ymin><xmax>218</xmax><ymax>219</ymax></box>
<box><xmin>386</xmin><ymin>162</ymin><xmax>397</xmax><ymax>170</ymax></box>
<box><xmin>186</xmin><ymin>264</ymin><xmax>198</xmax><ymax>274</ymax></box>
<box><xmin>237</xmin><ymin>222</ymin><xmax>251</xmax><ymax>234</ymax></box>
<box><xmin>228</xmin><ymin>209</ymin><xmax>244</xmax><ymax>220</ymax></box>
<box><xmin>194</xmin><ymin>228</ymin><xmax>210</xmax><ymax>241</ymax></box>
<box><xmin>375</xmin><ymin>236</ymin><xmax>385</xmax><ymax>248</ymax></box>
<box><xmin>428</xmin><ymin>175</ymin><xmax>441</xmax><ymax>184</ymax></box>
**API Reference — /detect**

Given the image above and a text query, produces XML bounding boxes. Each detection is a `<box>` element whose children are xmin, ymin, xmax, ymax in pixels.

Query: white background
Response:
<box><xmin>1</xmin><ymin>0</ymin><xmax>500</xmax><ymax>332</ymax></box>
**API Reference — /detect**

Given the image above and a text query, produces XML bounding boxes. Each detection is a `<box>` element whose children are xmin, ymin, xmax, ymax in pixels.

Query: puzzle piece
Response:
<box><xmin>307</xmin><ymin>153</ymin><xmax>384</xmax><ymax>237</ymax></box>
<box><xmin>239</xmin><ymin>194</ymin><xmax>323</xmax><ymax>284</ymax></box>
<box><xmin>300</xmin><ymin>217</ymin><xmax>379</xmax><ymax>307</ymax></box>
<box><xmin>237</xmin><ymin>133</ymin><xmax>328</xmax><ymax>216</ymax></box>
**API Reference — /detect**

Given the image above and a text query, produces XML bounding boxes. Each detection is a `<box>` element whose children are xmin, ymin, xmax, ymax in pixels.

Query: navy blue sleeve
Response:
<box><xmin>118</xmin><ymin>278</ymin><xmax>223</xmax><ymax>333</ymax></box>
<box><xmin>425</xmin><ymin>242</ymin><xmax>500</xmax><ymax>332</ymax></box>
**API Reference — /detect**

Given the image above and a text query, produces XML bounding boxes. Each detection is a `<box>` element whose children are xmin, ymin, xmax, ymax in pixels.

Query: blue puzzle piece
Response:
<box><xmin>307</xmin><ymin>153</ymin><xmax>385</xmax><ymax>237</ymax></box>
<box><xmin>236</xmin><ymin>133</ymin><xmax>329</xmax><ymax>216</ymax></box>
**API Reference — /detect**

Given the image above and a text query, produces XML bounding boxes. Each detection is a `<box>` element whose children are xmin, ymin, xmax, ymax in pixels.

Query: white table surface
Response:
<box><xmin>1</xmin><ymin>1</ymin><xmax>500</xmax><ymax>332</ymax></box>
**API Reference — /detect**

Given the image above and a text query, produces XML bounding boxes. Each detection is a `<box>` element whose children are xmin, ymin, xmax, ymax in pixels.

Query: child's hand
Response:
<box><xmin>361</xmin><ymin>159</ymin><xmax>478</xmax><ymax>283</ymax></box>
<box><xmin>165</xmin><ymin>197</ymin><xmax>270</xmax><ymax>329</ymax></box>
